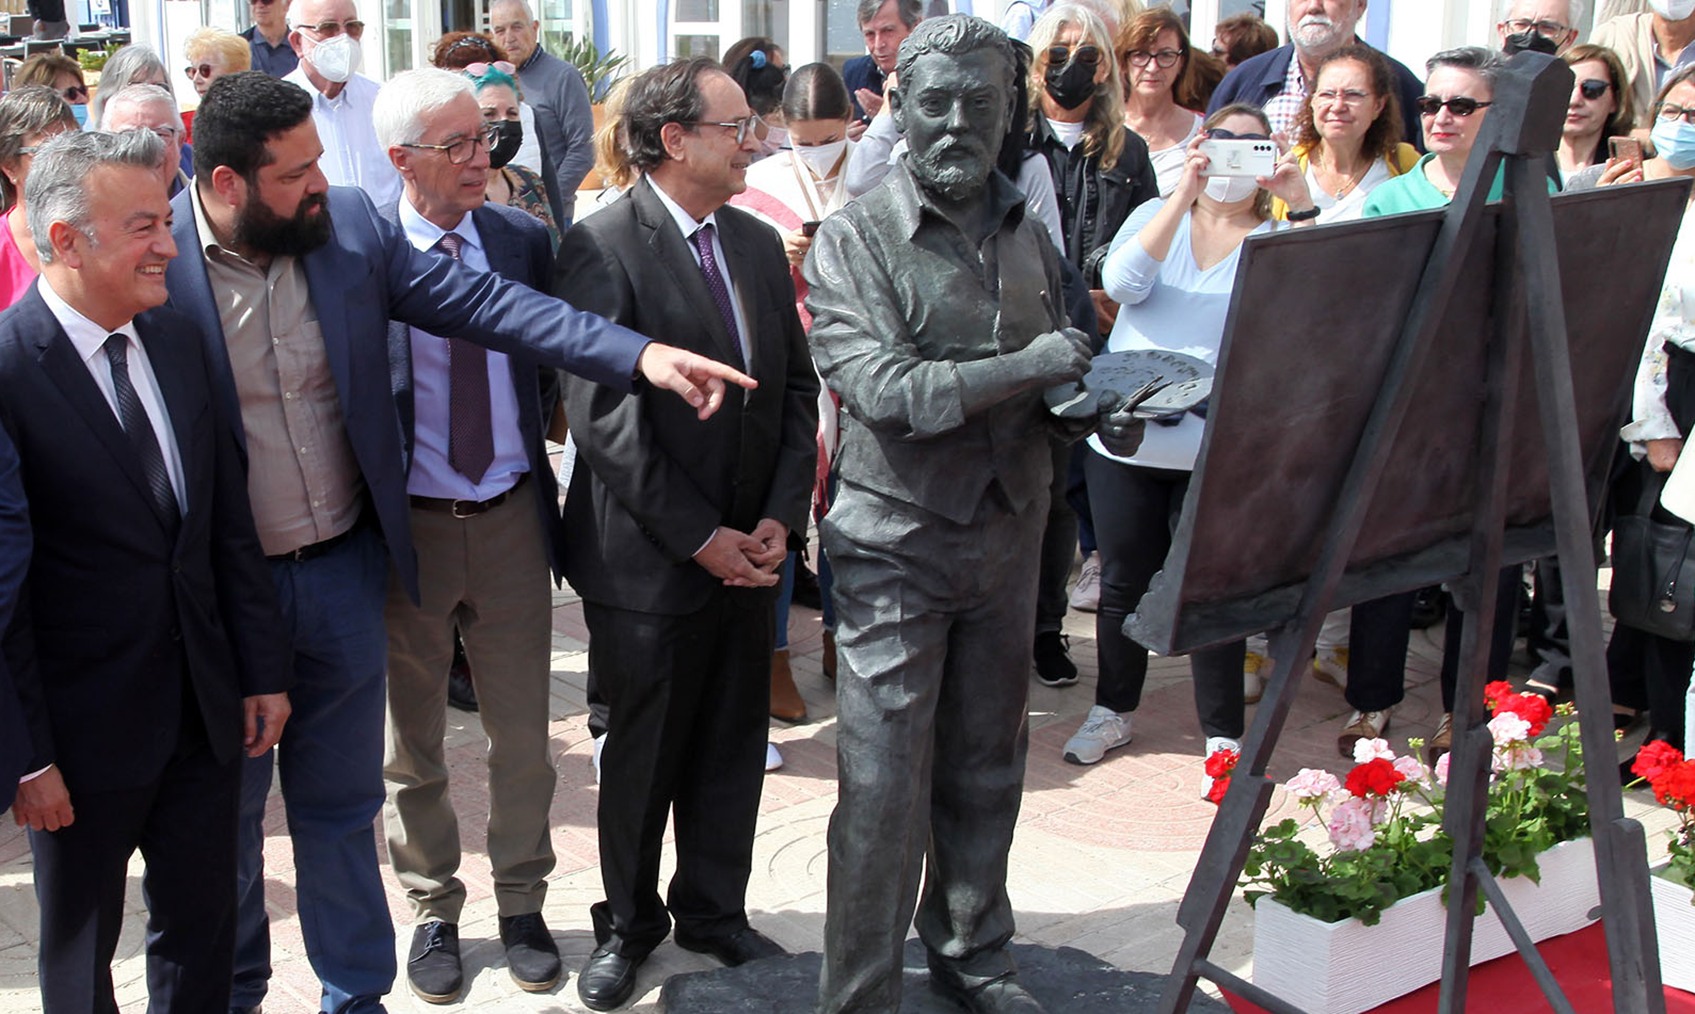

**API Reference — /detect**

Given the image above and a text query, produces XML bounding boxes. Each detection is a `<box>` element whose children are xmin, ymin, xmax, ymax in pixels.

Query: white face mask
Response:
<box><xmin>796</xmin><ymin>138</ymin><xmax>848</xmax><ymax>179</ymax></box>
<box><xmin>1651</xmin><ymin>0</ymin><xmax>1695</xmax><ymax>18</ymax></box>
<box><xmin>308</xmin><ymin>32</ymin><xmax>361</xmax><ymax>83</ymax></box>
<box><xmin>1204</xmin><ymin>174</ymin><xmax>1260</xmax><ymax>204</ymax></box>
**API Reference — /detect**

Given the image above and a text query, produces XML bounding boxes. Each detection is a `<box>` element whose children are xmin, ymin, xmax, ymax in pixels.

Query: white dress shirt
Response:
<box><xmin>39</xmin><ymin>277</ymin><xmax>187</xmax><ymax>513</ymax></box>
<box><xmin>283</xmin><ymin>70</ymin><xmax>403</xmax><ymax>210</ymax></box>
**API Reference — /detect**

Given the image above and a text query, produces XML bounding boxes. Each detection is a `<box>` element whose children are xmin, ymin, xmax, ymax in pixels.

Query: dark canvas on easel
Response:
<box><xmin>1129</xmin><ymin>183</ymin><xmax>1689</xmax><ymax>657</ymax></box>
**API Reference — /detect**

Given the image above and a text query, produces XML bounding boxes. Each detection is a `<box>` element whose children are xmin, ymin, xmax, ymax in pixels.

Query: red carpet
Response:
<box><xmin>1225</xmin><ymin>922</ymin><xmax>1695</xmax><ymax>1013</ymax></box>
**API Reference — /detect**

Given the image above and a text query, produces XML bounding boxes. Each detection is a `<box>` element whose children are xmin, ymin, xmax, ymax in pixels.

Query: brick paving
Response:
<box><xmin>0</xmin><ymin>562</ymin><xmax>1677</xmax><ymax>1013</ymax></box>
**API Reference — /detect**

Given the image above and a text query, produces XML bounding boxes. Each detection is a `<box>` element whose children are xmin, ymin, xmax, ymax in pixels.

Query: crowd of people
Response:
<box><xmin>0</xmin><ymin>0</ymin><xmax>1693</xmax><ymax>1012</ymax></box>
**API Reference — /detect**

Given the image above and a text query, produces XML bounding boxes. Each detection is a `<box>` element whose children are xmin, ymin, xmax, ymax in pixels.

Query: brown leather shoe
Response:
<box><xmin>821</xmin><ymin>629</ymin><xmax>837</xmax><ymax>682</ymax></box>
<box><xmin>1426</xmin><ymin>712</ymin><xmax>1453</xmax><ymax>767</ymax></box>
<box><xmin>770</xmin><ymin>650</ymin><xmax>807</xmax><ymax>723</ymax></box>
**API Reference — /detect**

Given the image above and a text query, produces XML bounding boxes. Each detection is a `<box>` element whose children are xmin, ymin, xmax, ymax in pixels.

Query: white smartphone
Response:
<box><xmin>1198</xmin><ymin>138</ymin><xmax>1279</xmax><ymax>178</ymax></box>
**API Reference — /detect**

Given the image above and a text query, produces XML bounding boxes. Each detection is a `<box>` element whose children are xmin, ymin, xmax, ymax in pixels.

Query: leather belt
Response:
<box><xmin>409</xmin><ymin>473</ymin><xmax>527</xmax><ymax>519</ymax></box>
<box><xmin>266</xmin><ymin>523</ymin><xmax>360</xmax><ymax>563</ymax></box>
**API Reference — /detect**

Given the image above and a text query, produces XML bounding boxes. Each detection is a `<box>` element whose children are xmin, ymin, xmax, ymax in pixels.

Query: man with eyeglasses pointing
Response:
<box><xmin>1208</xmin><ymin>0</ymin><xmax>1426</xmax><ymax>147</ymax></box>
<box><xmin>282</xmin><ymin>0</ymin><xmax>400</xmax><ymax>209</ymax></box>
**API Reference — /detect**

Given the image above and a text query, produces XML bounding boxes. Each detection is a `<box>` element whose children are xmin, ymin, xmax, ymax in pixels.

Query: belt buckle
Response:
<box><xmin>451</xmin><ymin>498</ymin><xmax>479</xmax><ymax>519</ymax></box>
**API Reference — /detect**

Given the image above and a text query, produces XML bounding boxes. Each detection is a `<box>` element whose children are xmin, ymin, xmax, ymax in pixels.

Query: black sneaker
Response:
<box><xmin>407</xmin><ymin>921</ymin><xmax>462</xmax><ymax>1004</ymax></box>
<box><xmin>1033</xmin><ymin>631</ymin><xmax>1078</xmax><ymax>687</ymax></box>
<box><xmin>499</xmin><ymin>911</ymin><xmax>562</xmax><ymax>992</ymax></box>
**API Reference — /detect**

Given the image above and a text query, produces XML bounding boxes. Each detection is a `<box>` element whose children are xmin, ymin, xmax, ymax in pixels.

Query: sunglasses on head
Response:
<box><xmin>465</xmin><ymin>60</ymin><xmax>517</xmax><ymax>77</ymax></box>
<box><xmin>1577</xmin><ymin>78</ymin><xmax>1610</xmax><ymax>100</ymax></box>
<box><xmin>1415</xmin><ymin>94</ymin><xmax>1491</xmax><ymax>117</ymax></box>
<box><xmin>1046</xmin><ymin>44</ymin><xmax>1101</xmax><ymax>67</ymax></box>
<box><xmin>1205</xmin><ymin>127</ymin><xmax>1269</xmax><ymax>140</ymax></box>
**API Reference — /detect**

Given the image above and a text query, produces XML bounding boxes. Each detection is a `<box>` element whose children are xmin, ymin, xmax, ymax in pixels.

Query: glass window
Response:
<box><xmin>742</xmin><ymin>0</ymin><xmax>787</xmax><ymax>42</ymax></box>
<box><xmin>539</xmin><ymin>0</ymin><xmax>575</xmax><ymax>57</ymax></box>
<box><xmin>386</xmin><ymin>0</ymin><xmax>412</xmax><ymax>74</ymax></box>
<box><xmin>674</xmin><ymin>33</ymin><xmax>720</xmax><ymax>59</ymax></box>
<box><xmin>678</xmin><ymin>0</ymin><xmax>720</xmax><ymax>20</ymax></box>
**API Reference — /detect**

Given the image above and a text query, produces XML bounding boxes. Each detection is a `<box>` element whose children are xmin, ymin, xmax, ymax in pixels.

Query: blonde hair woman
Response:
<box><xmin>183</xmin><ymin>27</ymin><xmax>252</xmax><ymax>98</ymax></box>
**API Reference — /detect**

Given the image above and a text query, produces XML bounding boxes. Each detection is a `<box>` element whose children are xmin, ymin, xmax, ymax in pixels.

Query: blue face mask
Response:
<box><xmin>70</xmin><ymin>104</ymin><xmax>87</xmax><ymax>128</ymax></box>
<box><xmin>1653</xmin><ymin>116</ymin><xmax>1695</xmax><ymax>170</ymax></box>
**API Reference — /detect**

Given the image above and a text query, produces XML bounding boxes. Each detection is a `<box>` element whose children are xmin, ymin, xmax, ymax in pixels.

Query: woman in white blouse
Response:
<box><xmin>1061</xmin><ymin>103</ymin><xmax>1316</xmax><ymax>795</ymax></box>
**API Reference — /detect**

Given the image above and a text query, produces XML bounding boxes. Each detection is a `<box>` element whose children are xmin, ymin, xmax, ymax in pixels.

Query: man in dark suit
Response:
<box><xmin>0</xmin><ymin>129</ymin><xmax>293</xmax><ymax>1014</ymax></box>
<box><xmin>0</xmin><ymin>424</ymin><xmax>31</xmax><ymax>814</ymax></box>
<box><xmin>370</xmin><ymin>68</ymin><xmax>569</xmax><ymax>1004</ymax></box>
<box><xmin>553</xmin><ymin>57</ymin><xmax>819</xmax><ymax>1012</ymax></box>
<box><xmin>843</xmin><ymin>0</ymin><xmax>922</xmax><ymax>123</ymax></box>
<box><xmin>164</xmin><ymin>71</ymin><xmax>753</xmax><ymax>1014</ymax></box>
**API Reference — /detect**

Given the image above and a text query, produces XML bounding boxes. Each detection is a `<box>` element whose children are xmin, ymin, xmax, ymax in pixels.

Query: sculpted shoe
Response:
<box><xmin>1337</xmin><ymin>709</ymin><xmax>1392</xmax><ymax>758</ymax></box>
<box><xmin>770</xmin><ymin>650</ymin><xmax>808</xmax><ymax>722</ymax></box>
<box><xmin>929</xmin><ymin>968</ymin><xmax>1047</xmax><ymax>1013</ymax></box>
<box><xmin>674</xmin><ymin>925</ymin><xmax>787</xmax><ymax>967</ymax></box>
<box><xmin>498</xmin><ymin>911</ymin><xmax>562</xmax><ymax>992</ymax></box>
<box><xmin>406</xmin><ymin>921</ymin><xmax>462</xmax><ymax>1004</ymax></box>
<box><xmin>577</xmin><ymin>946</ymin><xmax>643</xmax><ymax>1011</ymax></box>
<box><xmin>1062</xmin><ymin>705</ymin><xmax>1131</xmax><ymax>765</ymax></box>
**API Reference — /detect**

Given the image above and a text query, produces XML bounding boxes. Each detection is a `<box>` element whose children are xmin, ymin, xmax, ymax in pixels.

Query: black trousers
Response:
<box><xmin>32</xmin><ymin>695</ymin><xmax>240</xmax><ymax>1014</ymax></box>
<box><xmin>1035</xmin><ymin>439</ymin><xmax>1078</xmax><ymax>635</ymax></box>
<box><xmin>583</xmin><ymin>588</ymin><xmax>773</xmax><ymax>957</ymax></box>
<box><xmin>1084</xmin><ymin>453</ymin><xmax>1244</xmax><ymax>740</ymax></box>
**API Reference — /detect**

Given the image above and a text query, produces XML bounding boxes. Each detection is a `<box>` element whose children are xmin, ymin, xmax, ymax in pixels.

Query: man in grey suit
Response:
<box><xmin>803</xmin><ymin>16</ymin><xmax>1140</xmax><ymax>1014</ymax></box>
<box><xmin>371</xmin><ymin>68</ymin><xmax>568</xmax><ymax>1004</ymax></box>
<box><xmin>553</xmin><ymin>56</ymin><xmax>819</xmax><ymax>1012</ymax></box>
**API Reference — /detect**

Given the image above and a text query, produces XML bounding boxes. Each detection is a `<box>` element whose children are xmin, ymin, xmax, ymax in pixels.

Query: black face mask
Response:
<box><xmin>488</xmin><ymin>119</ymin><xmax>523</xmax><ymax>169</ymax></box>
<box><xmin>1044</xmin><ymin>59</ymin><xmax>1097</xmax><ymax>112</ymax></box>
<box><xmin>1502</xmin><ymin>30</ymin><xmax>1558</xmax><ymax>56</ymax></box>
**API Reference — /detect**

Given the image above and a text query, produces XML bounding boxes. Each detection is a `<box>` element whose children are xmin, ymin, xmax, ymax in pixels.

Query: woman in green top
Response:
<box><xmin>1362</xmin><ymin>46</ymin><xmax>1505</xmax><ymax>216</ymax></box>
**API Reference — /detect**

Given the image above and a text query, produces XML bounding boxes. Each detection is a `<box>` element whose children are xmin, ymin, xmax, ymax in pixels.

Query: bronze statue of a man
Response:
<box><xmin>803</xmin><ymin>15</ymin><xmax>1143</xmax><ymax>1014</ymax></box>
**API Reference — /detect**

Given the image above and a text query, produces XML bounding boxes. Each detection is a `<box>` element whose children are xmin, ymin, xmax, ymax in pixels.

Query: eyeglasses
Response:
<box><xmin>147</xmin><ymin>125</ymin><xmax>184</xmax><ymax>143</ymax></box>
<box><xmin>685</xmin><ymin>114</ymin><xmax>769</xmax><ymax>145</ymax></box>
<box><xmin>1126</xmin><ymin>48</ymin><xmax>1183</xmax><ymax>69</ymax></box>
<box><xmin>60</xmin><ymin>84</ymin><xmax>88</xmax><ymax>102</ymax></box>
<box><xmin>184</xmin><ymin>63</ymin><xmax>218</xmax><ymax>78</ymax></box>
<box><xmin>401</xmin><ymin>124</ymin><xmax>502</xmax><ymax>164</ymax></box>
<box><xmin>1659</xmin><ymin>102</ymin><xmax>1695</xmax><ymax>124</ymax></box>
<box><xmin>297</xmin><ymin>18</ymin><xmax>365</xmax><ymax>38</ymax></box>
<box><xmin>1503</xmin><ymin>17</ymin><xmax>1572</xmax><ymax>38</ymax></box>
<box><xmin>1313</xmin><ymin>88</ymin><xmax>1372</xmax><ymax>106</ymax></box>
<box><xmin>17</xmin><ymin>145</ymin><xmax>39</xmax><ymax>156</ymax></box>
<box><xmin>1206</xmin><ymin>127</ymin><xmax>1269</xmax><ymax>140</ymax></box>
<box><xmin>1046</xmin><ymin>44</ymin><xmax>1101</xmax><ymax>67</ymax></box>
<box><xmin>1577</xmin><ymin>78</ymin><xmax>1611</xmax><ymax>101</ymax></box>
<box><xmin>464</xmin><ymin>60</ymin><xmax>517</xmax><ymax>77</ymax></box>
<box><xmin>1415</xmin><ymin>94</ymin><xmax>1492</xmax><ymax>117</ymax></box>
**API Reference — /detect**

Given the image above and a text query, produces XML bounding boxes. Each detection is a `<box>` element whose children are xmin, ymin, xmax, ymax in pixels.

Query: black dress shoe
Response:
<box><xmin>498</xmin><ymin>911</ymin><xmax>562</xmax><ymax>992</ymax></box>
<box><xmin>406</xmin><ymin>921</ymin><xmax>462</xmax><ymax>1004</ymax></box>
<box><xmin>929</xmin><ymin>969</ymin><xmax>1047</xmax><ymax>1013</ymax></box>
<box><xmin>577</xmin><ymin>946</ymin><xmax>643</xmax><ymax>1011</ymax></box>
<box><xmin>673</xmin><ymin>925</ymin><xmax>787</xmax><ymax>967</ymax></box>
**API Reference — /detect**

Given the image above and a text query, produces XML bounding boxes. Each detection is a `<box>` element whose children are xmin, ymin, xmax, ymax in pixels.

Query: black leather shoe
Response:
<box><xmin>498</xmin><ymin>911</ymin><xmax>562</xmax><ymax>992</ymax></box>
<box><xmin>673</xmin><ymin>925</ymin><xmax>787</xmax><ymax>967</ymax></box>
<box><xmin>577</xmin><ymin>946</ymin><xmax>642</xmax><ymax>1011</ymax></box>
<box><xmin>406</xmin><ymin>921</ymin><xmax>462</xmax><ymax>1004</ymax></box>
<box><xmin>929</xmin><ymin>969</ymin><xmax>1047</xmax><ymax>1013</ymax></box>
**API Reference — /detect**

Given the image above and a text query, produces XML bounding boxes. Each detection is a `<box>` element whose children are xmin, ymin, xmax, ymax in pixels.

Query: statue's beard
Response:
<box><xmin>908</xmin><ymin>144</ymin><xmax>990</xmax><ymax>202</ymax></box>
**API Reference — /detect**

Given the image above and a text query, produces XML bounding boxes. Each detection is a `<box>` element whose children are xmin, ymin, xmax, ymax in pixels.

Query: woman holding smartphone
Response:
<box><xmin>1062</xmin><ymin>104</ymin><xmax>1315</xmax><ymax>796</ymax></box>
<box><xmin>1558</xmin><ymin>44</ymin><xmax>1634</xmax><ymax>183</ymax></box>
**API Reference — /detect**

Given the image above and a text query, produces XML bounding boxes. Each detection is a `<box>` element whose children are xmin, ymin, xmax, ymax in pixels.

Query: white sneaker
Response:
<box><xmin>1062</xmin><ymin>705</ymin><xmax>1132</xmax><ymax>765</ymax></box>
<box><xmin>1068</xmin><ymin>553</ymin><xmax>1102</xmax><ymax>612</ymax></box>
<box><xmin>1201</xmin><ymin>736</ymin><xmax>1243</xmax><ymax>800</ymax></box>
<box><xmin>765</xmin><ymin>742</ymin><xmax>784</xmax><ymax>772</ymax></box>
<box><xmin>1243</xmin><ymin>651</ymin><xmax>1270</xmax><ymax>704</ymax></box>
<box><xmin>1312</xmin><ymin>647</ymin><xmax>1349</xmax><ymax>688</ymax></box>
<box><xmin>592</xmin><ymin>732</ymin><xmax>605</xmax><ymax>785</ymax></box>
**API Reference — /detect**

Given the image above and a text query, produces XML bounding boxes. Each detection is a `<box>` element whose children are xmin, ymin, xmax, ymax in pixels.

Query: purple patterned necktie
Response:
<box><xmin>689</xmin><ymin>223</ymin><xmax>746</xmax><ymax>364</ymax></box>
<box><xmin>438</xmin><ymin>232</ymin><xmax>494</xmax><ymax>484</ymax></box>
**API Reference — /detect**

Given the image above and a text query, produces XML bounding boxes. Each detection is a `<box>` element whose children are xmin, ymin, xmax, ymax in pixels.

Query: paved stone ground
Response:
<box><xmin>0</xmin><ymin>558</ymin><xmax>1677</xmax><ymax>1013</ymax></box>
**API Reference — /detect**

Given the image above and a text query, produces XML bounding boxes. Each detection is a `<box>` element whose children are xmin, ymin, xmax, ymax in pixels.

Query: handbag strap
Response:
<box><xmin>1636</xmin><ymin>464</ymin><xmax>1674</xmax><ymax>518</ymax></box>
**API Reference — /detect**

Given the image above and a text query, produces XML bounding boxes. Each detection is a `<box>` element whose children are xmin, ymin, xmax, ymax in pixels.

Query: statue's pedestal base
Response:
<box><xmin>657</xmin><ymin>940</ymin><xmax>1231</xmax><ymax>1012</ymax></box>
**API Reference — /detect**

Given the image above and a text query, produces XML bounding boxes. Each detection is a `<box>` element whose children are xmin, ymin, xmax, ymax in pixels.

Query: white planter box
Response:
<box><xmin>1250</xmin><ymin>837</ymin><xmax>1599</xmax><ymax>1014</ymax></box>
<box><xmin>1652</xmin><ymin>868</ymin><xmax>1695</xmax><ymax>995</ymax></box>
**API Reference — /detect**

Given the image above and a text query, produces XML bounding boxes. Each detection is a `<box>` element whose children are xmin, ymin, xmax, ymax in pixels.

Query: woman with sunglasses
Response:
<box><xmin>0</xmin><ymin>87</ymin><xmax>76</xmax><ymax>310</ymax></box>
<box><xmin>1273</xmin><ymin>45</ymin><xmax>1418</xmax><ymax>224</ymax></box>
<box><xmin>1119</xmin><ymin>7</ymin><xmax>1208</xmax><ymax>198</ymax></box>
<box><xmin>182</xmin><ymin>27</ymin><xmax>251</xmax><ymax>99</ymax></box>
<box><xmin>1557</xmin><ymin>44</ymin><xmax>1634</xmax><ymax>183</ymax></box>
<box><xmin>13</xmin><ymin>54</ymin><xmax>88</xmax><ymax>128</ymax></box>
<box><xmin>1361</xmin><ymin>47</ymin><xmax>1507</xmax><ymax>216</ymax></box>
<box><xmin>1064</xmin><ymin>103</ymin><xmax>1315</xmax><ymax>792</ymax></box>
<box><xmin>432</xmin><ymin>31</ymin><xmax>543</xmax><ymax>175</ymax></box>
<box><xmin>1608</xmin><ymin>63</ymin><xmax>1695</xmax><ymax>761</ymax></box>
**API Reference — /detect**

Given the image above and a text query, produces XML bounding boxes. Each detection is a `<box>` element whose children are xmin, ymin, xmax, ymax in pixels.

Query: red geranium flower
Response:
<box><xmin>1345</xmin><ymin>757</ymin><xmax>1406</xmax><ymax>798</ymax></box>
<box><xmin>1207</xmin><ymin>775</ymin><xmax>1230</xmax><ymax>804</ymax></box>
<box><xmin>1484</xmin><ymin>681</ymin><xmax>1515</xmax><ymax>708</ymax></box>
<box><xmin>1204</xmin><ymin>748</ymin><xmax>1239</xmax><ymax>779</ymax></box>
<box><xmin>1634</xmin><ymin>740</ymin><xmax>1687</xmax><ymax>784</ymax></box>
<box><xmin>1653</xmin><ymin>761</ymin><xmax>1695</xmax><ymax>811</ymax></box>
<box><xmin>1498</xmin><ymin>693</ymin><xmax>1553</xmax><ymax>736</ymax></box>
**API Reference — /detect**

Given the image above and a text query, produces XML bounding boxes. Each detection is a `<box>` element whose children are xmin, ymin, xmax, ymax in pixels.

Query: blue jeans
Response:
<box><xmin>774</xmin><ymin>549</ymin><xmax>837</xmax><ymax>650</ymax></box>
<box><xmin>230</xmin><ymin>526</ymin><xmax>394</xmax><ymax>1014</ymax></box>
